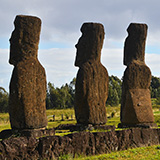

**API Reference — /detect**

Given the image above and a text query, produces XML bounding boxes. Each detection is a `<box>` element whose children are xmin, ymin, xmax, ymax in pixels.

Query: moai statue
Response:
<box><xmin>119</xmin><ymin>23</ymin><xmax>156</xmax><ymax>128</ymax></box>
<box><xmin>9</xmin><ymin>15</ymin><xmax>47</xmax><ymax>129</ymax></box>
<box><xmin>74</xmin><ymin>23</ymin><xmax>109</xmax><ymax>125</ymax></box>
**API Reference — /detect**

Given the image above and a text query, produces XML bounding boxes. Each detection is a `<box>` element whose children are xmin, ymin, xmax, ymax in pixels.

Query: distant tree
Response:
<box><xmin>68</xmin><ymin>78</ymin><xmax>76</xmax><ymax>107</ymax></box>
<box><xmin>46</xmin><ymin>78</ymin><xmax>76</xmax><ymax>109</ymax></box>
<box><xmin>106</xmin><ymin>75</ymin><xmax>122</xmax><ymax>106</ymax></box>
<box><xmin>69</xmin><ymin>77</ymin><xmax>76</xmax><ymax>96</ymax></box>
<box><xmin>150</xmin><ymin>76</ymin><xmax>160</xmax><ymax>98</ymax></box>
<box><xmin>46</xmin><ymin>82</ymin><xmax>61</xmax><ymax>108</ymax></box>
<box><xmin>107</xmin><ymin>86</ymin><xmax>119</xmax><ymax>106</ymax></box>
<box><xmin>46</xmin><ymin>75</ymin><xmax>160</xmax><ymax>108</ymax></box>
<box><xmin>59</xmin><ymin>84</ymin><xmax>72</xmax><ymax>108</ymax></box>
<box><xmin>0</xmin><ymin>87</ymin><xmax>9</xmax><ymax>112</ymax></box>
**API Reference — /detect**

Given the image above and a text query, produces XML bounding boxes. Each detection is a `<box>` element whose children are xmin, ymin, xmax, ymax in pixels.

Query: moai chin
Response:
<box><xmin>119</xmin><ymin>23</ymin><xmax>156</xmax><ymax>128</ymax></box>
<box><xmin>74</xmin><ymin>23</ymin><xmax>109</xmax><ymax>125</ymax></box>
<box><xmin>9</xmin><ymin>15</ymin><xmax>47</xmax><ymax>129</ymax></box>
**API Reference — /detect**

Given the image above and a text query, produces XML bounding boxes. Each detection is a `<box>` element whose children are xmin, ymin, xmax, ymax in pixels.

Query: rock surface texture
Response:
<box><xmin>119</xmin><ymin>23</ymin><xmax>155</xmax><ymax>127</ymax></box>
<box><xmin>74</xmin><ymin>23</ymin><xmax>109</xmax><ymax>125</ymax></box>
<box><xmin>9</xmin><ymin>15</ymin><xmax>47</xmax><ymax>129</ymax></box>
<box><xmin>0</xmin><ymin>128</ymin><xmax>160</xmax><ymax>159</ymax></box>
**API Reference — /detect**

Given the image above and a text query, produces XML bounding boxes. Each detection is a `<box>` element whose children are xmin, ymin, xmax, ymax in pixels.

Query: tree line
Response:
<box><xmin>0</xmin><ymin>87</ymin><xmax>9</xmax><ymax>112</ymax></box>
<box><xmin>44</xmin><ymin>75</ymin><xmax>160</xmax><ymax>109</ymax></box>
<box><xmin>0</xmin><ymin>76</ymin><xmax>160</xmax><ymax>112</ymax></box>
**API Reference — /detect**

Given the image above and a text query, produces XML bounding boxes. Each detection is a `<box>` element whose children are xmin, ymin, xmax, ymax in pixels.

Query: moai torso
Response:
<box><xmin>120</xmin><ymin>23</ymin><xmax>155</xmax><ymax>125</ymax></box>
<box><xmin>9</xmin><ymin>15</ymin><xmax>47</xmax><ymax>129</ymax></box>
<box><xmin>74</xmin><ymin>23</ymin><xmax>109</xmax><ymax>125</ymax></box>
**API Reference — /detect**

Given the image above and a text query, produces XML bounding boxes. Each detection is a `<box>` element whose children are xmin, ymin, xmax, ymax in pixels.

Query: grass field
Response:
<box><xmin>0</xmin><ymin>105</ymin><xmax>160</xmax><ymax>159</ymax></box>
<box><xmin>0</xmin><ymin>105</ymin><xmax>160</xmax><ymax>132</ymax></box>
<box><xmin>58</xmin><ymin>145</ymin><xmax>160</xmax><ymax>160</ymax></box>
<box><xmin>0</xmin><ymin>112</ymin><xmax>10</xmax><ymax>131</ymax></box>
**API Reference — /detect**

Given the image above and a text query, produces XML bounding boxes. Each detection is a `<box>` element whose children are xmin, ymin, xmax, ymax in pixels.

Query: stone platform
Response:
<box><xmin>0</xmin><ymin>128</ymin><xmax>160</xmax><ymax>159</ymax></box>
<box><xmin>0</xmin><ymin>128</ymin><xmax>55</xmax><ymax>139</ymax></box>
<box><xmin>55</xmin><ymin>123</ymin><xmax>116</xmax><ymax>132</ymax></box>
<box><xmin>118</xmin><ymin>123</ymin><xmax>157</xmax><ymax>129</ymax></box>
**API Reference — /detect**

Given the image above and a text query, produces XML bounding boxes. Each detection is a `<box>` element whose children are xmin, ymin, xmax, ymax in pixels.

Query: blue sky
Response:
<box><xmin>0</xmin><ymin>0</ymin><xmax>160</xmax><ymax>91</ymax></box>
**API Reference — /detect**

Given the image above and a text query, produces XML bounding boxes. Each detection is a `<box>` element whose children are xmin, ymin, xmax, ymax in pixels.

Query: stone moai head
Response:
<box><xmin>75</xmin><ymin>22</ymin><xmax>105</xmax><ymax>67</ymax></box>
<box><xmin>9</xmin><ymin>15</ymin><xmax>41</xmax><ymax>65</ymax></box>
<box><xmin>124</xmin><ymin>23</ymin><xmax>148</xmax><ymax>66</ymax></box>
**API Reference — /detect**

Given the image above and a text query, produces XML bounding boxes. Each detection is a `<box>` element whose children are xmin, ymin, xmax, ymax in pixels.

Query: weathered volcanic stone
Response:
<box><xmin>120</xmin><ymin>23</ymin><xmax>155</xmax><ymax>127</ymax></box>
<box><xmin>74</xmin><ymin>23</ymin><xmax>109</xmax><ymax>125</ymax></box>
<box><xmin>0</xmin><ymin>128</ymin><xmax>160</xmax><ymax>159</ymax></box>
<box><xmin>123</xmin><ymin>23</ymin><xmax>148</xmax><ymax>66</ymax></box>
<box><xmin>9</xmin><ymin>15</ymin><xmax>47</xmax><ymax>129</ymax></box>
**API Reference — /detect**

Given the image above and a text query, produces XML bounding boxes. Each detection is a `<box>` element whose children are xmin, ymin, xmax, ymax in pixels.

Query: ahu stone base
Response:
<box><xmin>0</xmin><ymin>128</ymin><xmax>55</xmax><ymax>139</ymax></box>
<box><xmin>0</xmin><ymin>128</ymin><xmax>160</xmax><ymax>159</ymax></box>
<box><xmin>118</xmin><ymin>123</ymin><xmax>157</xmax><ymax>129</ymax></box>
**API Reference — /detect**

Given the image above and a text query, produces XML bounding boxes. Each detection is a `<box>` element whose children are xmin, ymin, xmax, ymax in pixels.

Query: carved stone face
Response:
<box><xmin>124</xmin><ymin>35</ymin><xmax>133</xmax><ymax>66</ymax></box>
<box><xmin>9</xmin><ymin>27</ymin><xmax>22</xmax><ymax>65</ymax></box>
<box><xmin>9</xmin><ymin>15</ymin><xmax>41</xmax><ymax>65</ymax></box>
<box><xmin>123</xmin><ymin>23</ymin><xmax>148</xmax><ymax>66</ymax></box>
<box><xmin>75</xmin><ymin>34</ymin><xmax>90</xmax><ymax>66</ymax></box>
<box><xmin>75</xmin><ymin>23</ymin><xmax>104</xmax><ymax>67</ymax></box>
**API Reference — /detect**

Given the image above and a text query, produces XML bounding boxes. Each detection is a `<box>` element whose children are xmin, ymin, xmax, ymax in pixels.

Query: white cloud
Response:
<box><xmin>0</xmin><ymin>46</ymin><xmax>160</xmax><ymax>92</ymax></box>
<box><xmin>1</xmin><ymin>0</ymin><xmax>160</xmax><ymax>46</ymax></box>
<box><xmin>0</xmin><ymin>0</ymin><xmax>160</xmax><ymax>91</ymax></box>
<box><xmin>101</xmin><ymin>48</ymin><xmax>125</xmax><ymax>78</ymax></box>
<box><xmin>39</xmin><ymin>47</ymin><xmax>160</xmax><ymax>88</ymax></box>
<box><xmin>39</xmin><ymin>48</ymin><xmax>78</xmax><ymax>87</ymax></box>
<box><xmin>0</xmin><ymin>49</ymin><xmax>13</xmax><ymax>91</ymax></box>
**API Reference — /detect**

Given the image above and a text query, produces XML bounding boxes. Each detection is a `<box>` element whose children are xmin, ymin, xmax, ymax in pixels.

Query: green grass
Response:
<box><xmin>59</xmin><ymin>145</ymin><xmax>160</xmax><ymax>160</ymax></box>
<box><xmin>46</xmin><ymin>108</ymin><xmax>76</xmax><ymax>134</ymax></box>
<box><xmin>0</xmin><ymin>107</ymin><xmax>160</xmax><ymax>159</ymax></box>
<box><xmin>46</xmin><ymin>108</ymin><xmax>75</xmax><ymax>120</ymax></box>
<box><xmin>107</xmin><ymin>117</ymin><xmax>120</xmax><ymax>127</ymax></box>
<box><xmin>46</xmin><ymin>107</ymin><xmax>121</xmax><ymax>135</ymax></box>
<box><xmin>0</xmin><ymin>113</ymin><xmax>11</xmax><ymax>131</ymax></box>
<box><xmin>0</xmin><ymin>105</ymin><xmax>160</xmax><ymax>131</ymax></box>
